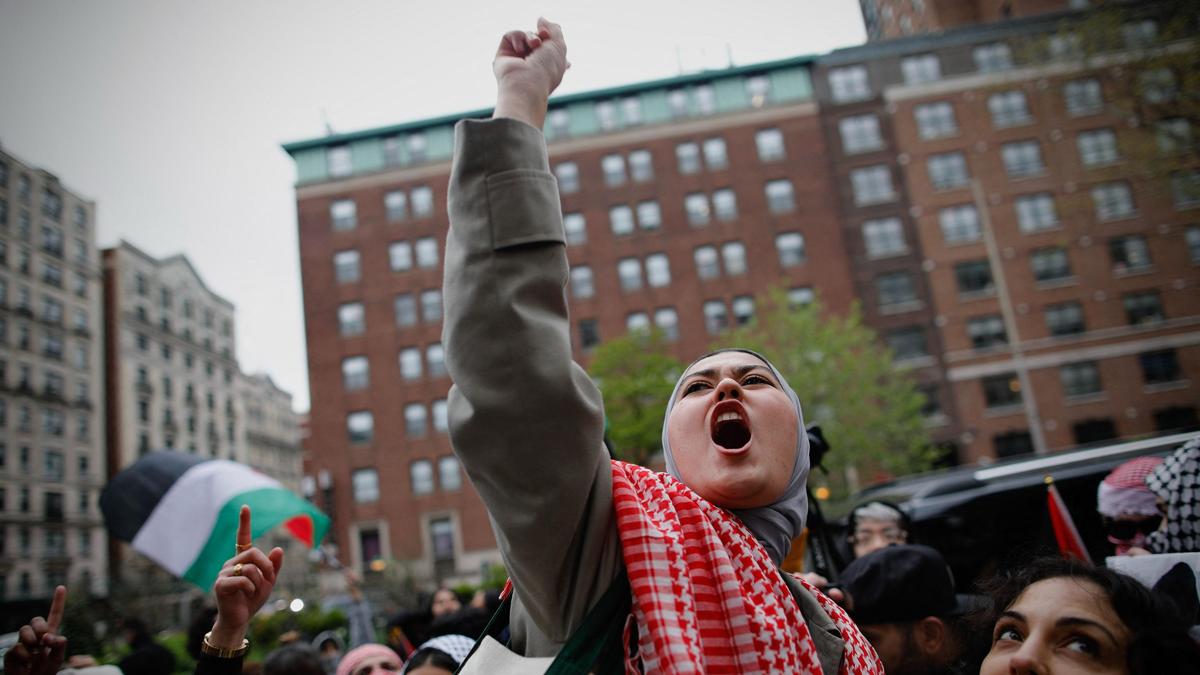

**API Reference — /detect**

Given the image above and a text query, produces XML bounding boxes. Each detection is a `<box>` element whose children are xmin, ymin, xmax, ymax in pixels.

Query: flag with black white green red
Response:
<box><xmin>100</xmin><ymin>451</ymin><xmax>330</xmax><ymax>589</ymax></box>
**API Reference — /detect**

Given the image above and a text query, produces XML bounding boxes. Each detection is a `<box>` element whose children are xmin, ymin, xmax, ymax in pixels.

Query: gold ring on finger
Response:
<box><xmin>233</xmin><ymin>563</ymin><xmax>244</xmax><ymax>576</ymax></box>
<box><xmin>235</xmin><ymin>543</ymin><xmax>251</xmax><ymax>554</ymax></box>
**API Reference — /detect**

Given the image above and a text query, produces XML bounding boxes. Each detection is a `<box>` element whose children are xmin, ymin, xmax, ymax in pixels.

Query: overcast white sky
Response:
<box><xmin>0</xmin><ymin>0</ymin><xmax>866</xmax><ymax>412</ymax></box>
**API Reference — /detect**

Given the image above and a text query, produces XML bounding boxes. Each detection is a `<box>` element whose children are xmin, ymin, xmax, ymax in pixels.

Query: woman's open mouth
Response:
<box><xmin>710</xmin><ymin>401</ymin><xmax>752</xmax><ymax>451</ymax></box>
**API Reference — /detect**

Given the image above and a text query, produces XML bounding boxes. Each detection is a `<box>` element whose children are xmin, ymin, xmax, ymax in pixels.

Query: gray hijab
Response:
<box><xmin>660</xmin><ymin>348</ymin><xmax>810</xmax><ymax>566</ymax></box>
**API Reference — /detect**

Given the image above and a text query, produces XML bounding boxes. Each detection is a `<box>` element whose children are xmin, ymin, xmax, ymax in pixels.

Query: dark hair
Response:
<box><xmin>978</xmin><ymin>557</ymin><xmax>1200</xmax><ymax>675</ymax></box>
<box><xmin>264</xmin><ymin>644</ymin><xmax>324</xmax><ymax>675</ymax></box>
<box><xmin>403</xmin><ymin>647</ymin><xmax>460</xmax><ymax>673</ymax></box>
<box><xmin>186</xmin><ymin>607</ymin><xmax>219</xmax><ymax>660</ymax></box>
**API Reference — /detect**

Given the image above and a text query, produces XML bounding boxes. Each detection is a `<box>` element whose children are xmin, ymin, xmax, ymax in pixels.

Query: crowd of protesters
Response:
<box><xmin>6</xmin><ymin>16</ymin><xmax>1200</xmax><ymax>675</ymax></box>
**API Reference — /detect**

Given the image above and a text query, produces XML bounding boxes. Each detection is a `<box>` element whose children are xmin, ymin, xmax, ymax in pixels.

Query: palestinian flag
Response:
<box><xmin>1045</xmin><ymin>475</ymin><xmax>1093</xmax><ymax>564</ymax></box>
<box><xmin>101</xmin><ymin>451</ymin><xmax>330</xmax><ymax>589</ymax></box>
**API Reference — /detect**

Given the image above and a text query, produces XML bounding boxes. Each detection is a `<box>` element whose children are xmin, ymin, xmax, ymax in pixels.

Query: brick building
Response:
<box><xmin>859</xmin><ymin>0</ymin><xmax>1084</xmax><ymax>41</ymax></box>
<box><xmin>286</xmin><ymin>2</ymin><xmax>1198</xmax><ymax>581</ymax></box>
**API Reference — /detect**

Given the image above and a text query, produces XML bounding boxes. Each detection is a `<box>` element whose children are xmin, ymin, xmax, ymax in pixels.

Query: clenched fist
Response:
<box><xmin>492</xmin><ymin>17</ymin><xmax>569</xmax><ymax>130</ymax></box>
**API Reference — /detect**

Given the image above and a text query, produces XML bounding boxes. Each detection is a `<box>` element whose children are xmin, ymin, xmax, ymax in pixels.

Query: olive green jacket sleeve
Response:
<box><xmin>442</xmin><ymin>117</ymin><xmax>624</xmax><ymax>656</ymax></box>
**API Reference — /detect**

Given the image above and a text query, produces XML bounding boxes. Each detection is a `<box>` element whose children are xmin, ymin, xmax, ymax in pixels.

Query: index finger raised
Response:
<box><xmin>46</xmin><ymin>585</ymin><xmax>66</xmax><ymax>633</ymax></box>
<box><xmin>236</xmin><ymin>504</ymin><xmax>252</xmax><ymax>550</ymax></box>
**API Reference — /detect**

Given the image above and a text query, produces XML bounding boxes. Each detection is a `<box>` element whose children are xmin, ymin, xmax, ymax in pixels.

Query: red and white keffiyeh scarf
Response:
<box><xmin>611</xmin><ymin>460</ymin><xmax>883</xmax><ymax>674</ymax></box>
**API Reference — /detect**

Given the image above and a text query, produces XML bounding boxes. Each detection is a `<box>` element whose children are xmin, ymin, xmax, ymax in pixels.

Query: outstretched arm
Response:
<box><xmin>442</xmin><ymin>18</ymin><xmax>621</xmax><ymax>652</ymax></box>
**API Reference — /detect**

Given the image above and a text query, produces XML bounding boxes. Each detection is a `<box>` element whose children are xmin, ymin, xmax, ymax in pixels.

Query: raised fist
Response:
<box><xmin>492</xmin><ymin>17</ymin><xmax>569</xmax><ymax>129</ymax></box>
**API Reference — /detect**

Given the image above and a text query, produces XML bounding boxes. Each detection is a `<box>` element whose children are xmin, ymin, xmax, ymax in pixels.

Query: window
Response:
<box><xmin>1156</xmin><ymin>118</ymin><xmax>1192</xmax><ymax>155</ymax></box>
<box><xmin>654</xmin><ymin>308</ymin><xmax>679</xmax><ymax>341</ymax></box>
<box><xmin>668</xmin><ymin>89</ymin><xmax>689</xmax><ymax>118</ymax></box>
<box><xmin>327</xmin><ymin>145</ymin><xmax>352</xmax><ymax>177</ymax></box>
<box><xmin>404</xmin><ymin>403</ymin><xmax>427</xmax><ymax>437</ymax></box>
<box><xmin>839</xmin><ymin>115</ymin><xmax>883</xmax><ymax>154</ymax></box>
<box><xmin>915</xmin><ymin>102</ymin><xmax>957</xmax><ymax>139</ymax></box>
<box><xmin>645</xmin><ymin>253</ymin><xmax>671</xmax><ymax>288</ymax></box>
<box><xmin>694</xmin><ymin>246</ymin><xmax>720</xmax><ymax>279</ymax></box>
<box><xmin>775</xmin><ymin>232</ymin><xmax>806</xmax><ymax>267</ymax></box>
<box><xmin>1172</xmin><ymin>171</ymin><xmax>1200</xmax><ymax>209</ymax></box>
<box><xmin>1031</xmin><ymin>247</ymin><xmax>1072</xmax><ymax>282</ymax></box>
<box><xmin>927</xmin><ymin>152</ymin><xmax>969</xmax><ymax>190</ymax></box>
<box><xmin>938</xmin><ymin>205</ymin><xmax>981</xmax><ymax>243</ymax></box>
<box><xmin>1001</xmin><ymin>140</ymin><xmax>1044</xmax><ymax>177</ymax></box>
<box><xmin>347</xmin><ymin>411</ymin><xmax>373</xmax><ymax>444</ymax></box>
<box><xmin>407</xmin><ymin>133</ymin><xmax>428</xmax><ymax>162</ymax></box>
<box><xmin>1061</xmin><ymin>362</ymin><xmax>1102</xmax><ymax>397</ymax></box>
<box><xmin>337</xmin><ymin>303</ymin><xmax>365</xmax><ymax>337</ymax></box>
<box><xmin>330</xmin><ymin>199</ymin><xmax>357</xmax><ymax>231</ymax></box>
<box><xmin>684</xmin><ymin>193</ymin><xmax>711</xmax><ymax>226</ymax></box>
<box><xmin>877</xmin><ymin>271</ymin><xmax>917</xmax><ymax>308</ymax></box>
<box><xmin>983</xmin><ymin>373</ymin><xmax>1022</xmax><ymax>408</ymax></box>
<box><xmin>850</xmin><ymin>165</ymin><xmax>895</xmax><ymax>205</ymax></box>
<box><xmin>388</xmin><ymin>241</ymin><xmax>413</xmax><ymax>272</ymax></box>
<box><xmin>703</xmin><ymin>138</ymin><xmax>728</xmax><ymax>170</ymax></box>
<box><xmin>628</xmin><ymin>150</ymin><xmax>654</xmax><ymax>182</ymax></box>
<box><xmin>609</xmin><ymin>205</ymin><xmax>635</xmax><ymax>236</ymax></box>
<box><xmin>732</xmin><ymin>296</ymin><xmax>755</xmax><ymax>326</ymax></box>
<box><xmin>746</xmin><ymin>75</ymin><xmax>771</xmax><ymax>107</ymax></box>
<box><xmin>399</xmin><ymin>347</ymin><xmax>423</xmax><ymax>380</ymax></box>
<box><xmin>438</xmin><ymin>456</ymin><xmax>461</xmax><ymax>490</ymax></box>
<box><xmin>1015</xmin><ymin>193</ymin><xmax>1058</xmax><ymax>232</ymax></box>
<box><xmin>676</xmin><ymin>143</ymin><xmax>701</xmax><ymax>174</ymax></box>
<box><xmin>1091</xmin><ymin>182</ymin><xmax>1135</xmax><ymax>220</ymax></box>
<box><xmin>554</xmin><ymin>162</ymin><xmax>579</xmax><ymax>193</ymax></box>
<box><xmin>415</xmin><ymin>237</ymin><xmax>438</xmax><ymax>268</ymax></box>
<box><xmin>829</xmin><ymin>65</ymin><xmax>870</xmax><ymax>103</ymax></box>
<box><xmin>703</xmin><ymin>300</ymin><xmax>728</xmax><ymax>334</ymax></box>
<box><xmin>601</xmin><ymin>155</ymin><xmax>626</xmax><ymax>187</ymax></box>
<box><xmin>352</xmin><ymin>469</ymin><xmax>379</xmax><ymax>503</ymax></box>
<box><xmin>887</xmin><ymin>326</ymin><xmax>929</xmax><ymax>361</ymax></box>
<box><xmin>596</xmin><ymin>101</ymin><xmax>618</xmax><ymax>130</ymax></box>
<box><xmin>564</xmin><ymin>213</ymin><xmax>587</xmax><ymax>246</ymax></box>
<box><xmin>968</xmin><ymin>315</ymin><xmax>1008</xmax><ymax>349</ymax></box>
<box><xmin>637</xmin><ymin>201</ymin><xmax>662</xmax><ymax>229</ymax></box>
<box><xmin>547</xmin><ymin>108</ymin><xmax>570</xmax><ymax>137</ymax></box>
<box><xmin>394</xmin><ymin>293</ymin><xmax>417</xmax><ymax>327</ymax></box>
<box><xmin>1123</xmin><ymin>291</ymin><xmax>1164</xmax><ymax>325</ymax></box>
<box><xmin>1064</xmin><ymin>78</ymin><xmax>1103</xmax><ymax>116</ymax></box>
<box><xmin>617</xmin><ymin>258</ymin><xmax>642</xmax><ymax>291</ymax></box>
<box><xmin>901</xmin><ymin>54</ymin><xmax>941</xmax><ymax>84</ymax></box>
<box><xmin>988</xmin><ymin>91</ymin><xmax>1031</xmax><ymax>127</ymax></box>
<box><xmin>1140</xmin><ymin>68</ymin><xmax>1178</xmax><ymax>103</ymax></box>
<box><xmin>342</xmin><ymin>356</ymin><xmax>369</xmax><ymax>391</ymax></box>
<box><xmin>1139</xmin><ymin>349</ymin><xmax>1180</xmax><ymax>385</ymax></box>
<box><xmin>1077</xmin><ymin>129</ymin><xmax>1119</xmax><ymax>167</ymax></box>
<box><xmin>705</xmin><ymin>190</ymin><xmax>736</xmax><ymax>222</ymax></box>
<box><xmin>765</xmin><ymin>180</ymin><xmax>796</xmax><ymax>214</ymax></box>
<box><xmin>1154</xmin><ymin>406</ymin><xmax>1199</xmax><ymax>433</ymax></box>
<box><xmin>1046</xmin><ymin>302</ymin><xmax>1085</xmax><ymax>336</ymax></box>
<box><xmin>384</xmin><ymin>190</ymin><xmax>407</xmax><ymax>221</ymax></box>
<box><xmin>432</xmin><ymin>399</ymin><xmax>448</xmax><ymax>433</ymax></box>
<box><xmin>333</xmin><ymin>250</ymin><xmax>360</xmax><ymax>283</ymax></box>
<box><xmin>622</xmin><ymin>97</ymin><xmax>643</xmax><ymax>125</ymax></box>
<box><xmin>973</xmin><ymin>43</ymin><xmax>1013</xmax><ymax>72</ymax></box>
<box><xmin>756</xmin><ymin>128</ymin><xmax>785</xmax><ymax>162</ymax></box>
<box><xmin>626</xmin><ymin>312</ymin><xmax>650</xmax><ymax>333</ymax></box>
<box><xmin>411</xmin><ymin>186</ymin><xmax>434</xmax><ymax>218</ymax></box>
<box><xmin>410</xmin><ymin>460</ymin><xmax>434</xmax><ymax>495</ymax></box>
<box><xmin>426</xmin><ymin>344</ymin><xmax>446</xmax><ymax>378</ymax></box>
<box><xmin>1187</xmin><ymin>226</ymin><xmax>1200</xmax><ymax>263</ymax></box>
<box><xmin>721</xmin><ymin>242</ymin><xmax>747</xmax><ymax>276</ymax></box>
<box><xmin>862</xmin><ymin>217</ymin><xmax>907</xmax><ymax>258</ymax></box>
<box><xmin>570</xmin><ymin>266</ymin><xmax>594</xmax><ymax>299</ymax></box>
<box><xmin>1109</xmin><ymin>235</ymin><xmax>1151</xmax><ymax>271</ymax></box>
<box><xmin>954</xmin><ymin>259</ymin><xmax>993</xmax><ymax>295</ymax></box>
<box><xmin>579</xmin><ymin>319</ymin><xmax>600</xmax><ymax>349</ymax></box>
<box><xmin>420</xmin><ymin>289</ymin><xmax>442</xmax><ymax>322</ymax></box>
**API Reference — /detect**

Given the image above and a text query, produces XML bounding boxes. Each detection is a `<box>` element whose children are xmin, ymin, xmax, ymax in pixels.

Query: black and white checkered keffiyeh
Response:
<box><xmin>1145</xmin><ymin>435</ymin><xmax>1200</xmax><ymax>554</ymax></box>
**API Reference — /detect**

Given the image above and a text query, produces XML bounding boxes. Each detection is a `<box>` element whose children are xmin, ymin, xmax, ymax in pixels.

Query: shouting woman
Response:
<box><xmin>442</xmin><ymin>18</ymin><xmax>881</xmax><ymax>674</ymax></box>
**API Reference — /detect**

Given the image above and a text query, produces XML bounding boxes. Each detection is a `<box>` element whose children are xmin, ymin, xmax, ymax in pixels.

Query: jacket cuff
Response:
<box><xmin>454</xmin><ymin>118</ymin><xmax>551</xmax><ymax>176</ymax></box>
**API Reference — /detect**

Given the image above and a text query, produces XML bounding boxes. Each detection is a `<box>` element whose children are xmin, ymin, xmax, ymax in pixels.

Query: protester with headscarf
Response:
<box><xmin>440</xmin><ymin>18</ymin><xmax>881</xmax><ymax>673</ymax></box>
<box><xmin>335</xmin><ymin>644</ymin><xmax>402</xmax><ymax>675</ymax></box>
<box><xmin>401</xmin><ymin>635</ymin><xmax>473</xmax><ymax>674</ymax></box>
<box><xmin>1143</xmin><ymin>435</ymin><xmax>1200</xmax><ymax>554</ymax></box>
<box><xmin>1097</xmin><ymin>456</ymin><xmax>1165</xmax><ymax>555</ymax></box>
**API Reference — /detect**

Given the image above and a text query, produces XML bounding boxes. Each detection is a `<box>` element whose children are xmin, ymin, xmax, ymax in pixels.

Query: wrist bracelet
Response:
<box><xmin>202</xmin><ymin>631</ymin><xmax>249</xmax><ymax>659</ymax></box>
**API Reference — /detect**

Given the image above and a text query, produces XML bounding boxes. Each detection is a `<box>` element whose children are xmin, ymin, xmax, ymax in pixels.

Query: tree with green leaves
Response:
<box><xmin>587</xmin><ymin>328</ymin><xmax>684</xmax><ymax>466</ymax></box>
<box><xmin>717</xmin><ymin>289</ymin><xmax>938</xmax><ymax>497</ymax></box>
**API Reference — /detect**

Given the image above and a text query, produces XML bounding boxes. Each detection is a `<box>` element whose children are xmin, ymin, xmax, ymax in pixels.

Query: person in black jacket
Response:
<box><xmin>117</xmin><ymin>618</ymin><xmax>176</xmax><ymax>675</ymax></box>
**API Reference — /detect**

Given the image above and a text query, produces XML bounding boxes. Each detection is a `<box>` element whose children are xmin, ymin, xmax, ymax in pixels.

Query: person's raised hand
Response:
<box><xmin>4</xmin><ymin>585</ymin><xmax>67</xmax><ymax>675</ymax></box>
<box><xmin>209</xmin><ymin>505</ymin><xmax>284</xmax><ymax>649</ymax></box>
<box><xmin>492</xmin><ymin>17</ymin><xmax>569</xmax><ymax>129</ymax></box>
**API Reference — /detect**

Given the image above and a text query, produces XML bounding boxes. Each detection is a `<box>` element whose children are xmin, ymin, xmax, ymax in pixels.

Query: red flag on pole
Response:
<box><xmin>1045</xmin><ymin>476</ymin><xmax>1093</xmax><ymax>564</ymax></box>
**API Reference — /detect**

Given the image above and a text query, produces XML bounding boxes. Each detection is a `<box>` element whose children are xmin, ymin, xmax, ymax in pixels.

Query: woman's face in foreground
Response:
<box><xmin>980</xmin><ymin>577</ymin><xmax>1131</xmax><ymax>675</ymax></box>
<box><xmin>666</xmin><ymin>352</ymin><xmax>798</xmax><ymax>509</ymax></box>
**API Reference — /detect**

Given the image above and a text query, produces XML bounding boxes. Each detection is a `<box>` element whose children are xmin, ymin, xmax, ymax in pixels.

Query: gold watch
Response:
<box><xmin>202</xmin><ymin>631</ymin><xmax>250</xmax><ymax>658</ymax></box>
